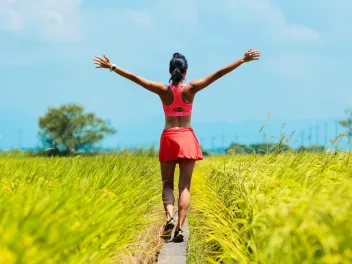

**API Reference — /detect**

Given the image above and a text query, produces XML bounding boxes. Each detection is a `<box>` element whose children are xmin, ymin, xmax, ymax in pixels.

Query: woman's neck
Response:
<box><xmin>172</xmin><ymin>81</ymin><xmax>184</xmax><ymax>88</ymax></box>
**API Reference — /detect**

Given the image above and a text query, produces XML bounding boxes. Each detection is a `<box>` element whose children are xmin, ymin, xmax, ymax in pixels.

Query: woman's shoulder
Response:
<box><xmin>182</xmin><ymin>82</ymin><xmax>193</xmax><ymax>91</ymax></box>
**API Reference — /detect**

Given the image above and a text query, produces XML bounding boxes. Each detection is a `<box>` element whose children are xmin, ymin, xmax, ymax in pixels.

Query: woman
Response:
<box><xmin>93</xmin><ymin>49</ymin><xmax>260</xmax><ymax>242</ymax></box>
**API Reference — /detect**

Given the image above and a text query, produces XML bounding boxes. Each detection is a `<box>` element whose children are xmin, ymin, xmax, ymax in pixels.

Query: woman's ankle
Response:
<box><xmin>166</xmin><ymin>212</ymin><xmax>173</xmax><ymax>221</ymax></box>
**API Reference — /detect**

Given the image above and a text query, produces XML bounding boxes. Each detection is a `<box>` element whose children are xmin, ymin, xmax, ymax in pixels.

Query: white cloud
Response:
<box><xmin>284</xmin><ymin>24</ymin><xmax>319</xmax><ymax>42</ymax></box>
<box><xmin>8</xmin><ymin>8</ymin><xmax>22</xmax><ymax>31</ymax></box>
<box><xmin>225</xmin><ymin>0</ymin><xmax>320</xmax><ymax>43</ymax></box>
<box><xmin>0</xmin><ymin>0</ymin><xmax>201</xmax><ymax>43</ymax></box>
<box><xmin>0</xmin><ymin>0</ymin><xmax>84</xmax><ymax>41</ymax></box>
<box><xmin>0</xmin><ymin>0</ymin><xmax>20</xmax><ymax>31</ymax></box>
<box><xmin>220</xmin><ymin>0</ymin><xmax>321</xmax><ymax>79</ymax></box>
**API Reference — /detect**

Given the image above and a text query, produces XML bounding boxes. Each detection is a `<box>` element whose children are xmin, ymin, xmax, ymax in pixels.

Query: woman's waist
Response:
<box><xmin>164</xmin><ymin>116</ymin><xmax>192</xmax><ymax>129</ymax></box>
<box><xmin>162</xmin><ymin>126</ymin><xmax>193</xmax><ymax>133</ymax></box>
<box><xmin>161</xmin><ymin>119</ymin><xmax>197</xmax><ymax>137</ymax></box>
<box><xmin>161</xmin><ymin>127</ymin><xmax>196</xmax><ymax>140</ymax></box>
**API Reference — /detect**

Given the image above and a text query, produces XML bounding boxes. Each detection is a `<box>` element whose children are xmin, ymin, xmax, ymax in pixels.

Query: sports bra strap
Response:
<box><xmin>162</xmin><ymin>83</ymin><xmax>193</xmax><ymax>116</ymax></box>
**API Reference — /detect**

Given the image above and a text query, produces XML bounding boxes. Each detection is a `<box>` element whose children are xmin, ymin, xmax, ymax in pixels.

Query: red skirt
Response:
<box><xmin>159</xmin><ymin>127</ymin><xmax>203</xmax><ymax>162</ymax></box>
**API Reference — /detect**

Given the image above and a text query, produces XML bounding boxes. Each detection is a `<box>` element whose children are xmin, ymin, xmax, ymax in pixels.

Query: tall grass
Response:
<box><xmin>188</xmin><ymin>153</ymin><xmax>352</xmax><ymax>263</ymax></box>
<box><xmin>0</xmin><ymin>155</ymin><xmax>163</xmax><ymax>264</ymax></box>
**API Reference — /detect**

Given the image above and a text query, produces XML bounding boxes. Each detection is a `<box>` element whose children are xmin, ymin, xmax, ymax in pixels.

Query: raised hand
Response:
<box><xmin>243</xmin><ymin>49</ymin><xmax>260</xmax><ymax>62</ymax></box>
<box><xmin>93</xmin><ymin>55</ymin><xmax>112</xmax><ymax>69</ymax></box>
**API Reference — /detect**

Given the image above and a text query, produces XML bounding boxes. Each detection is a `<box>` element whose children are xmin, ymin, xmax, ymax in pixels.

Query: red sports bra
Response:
<box><xmin>162</xmin><ymin>84</ymin><xmax>193</xmax><ymax>116</ymax></box>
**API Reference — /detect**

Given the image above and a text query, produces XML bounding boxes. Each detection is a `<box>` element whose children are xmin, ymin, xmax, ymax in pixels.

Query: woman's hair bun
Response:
<box><xmin>173</xmin><ymin>53</ymin><xmax>182</xmax><ymax>58</ymax></box>
<box><xmin>169</xmin><ymin>52</ymin><xmax>188</xmax><ymax>83</ymax></box>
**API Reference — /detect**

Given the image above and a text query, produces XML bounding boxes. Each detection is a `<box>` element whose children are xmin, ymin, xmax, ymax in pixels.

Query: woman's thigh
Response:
<box><xmin>160</xmin><ymin>161</ymin><xmax>177</xmax><ymax>187</ymax></box>
<box><xmin>178</xmin><ymin>159</ymin><xmax>196</xmax><ymax>188</ymax></box>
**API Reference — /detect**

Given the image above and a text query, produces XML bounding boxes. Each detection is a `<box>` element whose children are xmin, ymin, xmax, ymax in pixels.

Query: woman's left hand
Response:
<box><xmin>93</xmin><ymin>55</ymin><xmax>112</xmax><ymax>69</ymax></box>
<box><xmin>242</xmin><ymin>49</ymin><xmax>261</xmax><ymax>62</ymax></box>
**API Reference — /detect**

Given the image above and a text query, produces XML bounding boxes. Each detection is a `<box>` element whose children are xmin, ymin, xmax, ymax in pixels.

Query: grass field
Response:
<box><xmin>0</xmin><ymin>155</ymin><xmax>164</xmax><ymax>264</ymax></box>
<box><xmin>187</xmin><ymin>153</ymin><xmax>352</xmax><ymax>264</ymax></box>
<box><xmin>1</xmin><ymin>152</ymin><xmax>352</xmax><ymax>263</ymax></box>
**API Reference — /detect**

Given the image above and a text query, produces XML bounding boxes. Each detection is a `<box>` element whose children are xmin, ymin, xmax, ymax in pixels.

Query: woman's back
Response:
<box><xmin>161</xmin><ymin>82</ymin><xmax>194</xmax><ymax>129</ymax></box>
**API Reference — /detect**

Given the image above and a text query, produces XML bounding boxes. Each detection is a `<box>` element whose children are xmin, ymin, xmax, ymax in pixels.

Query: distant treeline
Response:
<box><xmin>0</xmin><ymin>147</ymin><xmax>160</xmax><ymax>158</ymax></box>
<box><xmin>224</xmin><ymin>142</ymin><xmax>327</xmax><ymax>155</ymax></box>
<box><xmin>0</xmin><ymin>142</ymin><xmax>332</xmax><ymax>158</ymax></box>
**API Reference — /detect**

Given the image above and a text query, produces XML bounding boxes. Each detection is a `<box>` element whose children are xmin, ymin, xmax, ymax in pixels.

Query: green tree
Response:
<box><xmin>339</xmin><ymin>108</ymin><xmax>352</xmax><ymax>136</ymax></box>
<box><xmin>297</xmin><ymin>145</ymin><xmax>326</xmax><ymax>152</ymax></box>
<box><xmin>38</xmin><ymin>104</ymin><xmax>116</xmax><ymax>154</ymax></box>
<box><xmin>250</xmin><ymin>143</ymin><xmax>293</xmax><ymax>154</ymax></box>
<box><xmin>202</xmin><ymin>149</ymin><xmax>211</xmax><ymax>157</ymax></box>
<box><xmin>226</xmin><ymin>143</ymin><xmax>254</xmax><ymax>154</ymax></box>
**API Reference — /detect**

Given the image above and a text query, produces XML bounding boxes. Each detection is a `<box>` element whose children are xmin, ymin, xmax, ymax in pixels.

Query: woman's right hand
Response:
<box><xmin>93</xmin><ymin>55</ymin><xmax>113</xmax><ymax>69</ymax></box>
<box><xmin>242</xmin><ymin>49</ymin><xmax>261</xmax><ymax>62</ymax></box>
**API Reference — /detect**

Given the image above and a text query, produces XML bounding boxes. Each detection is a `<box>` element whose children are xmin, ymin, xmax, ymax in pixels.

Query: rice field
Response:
<box><xmin>0</xmin><ymin>155</ymin><xmax>164</xmax><ymax>264</ymax></box>
<box><xmin>187</xmin><ymin>153</ymin><xmax>352</xmax><ymax>264</ymax></box>
<box><xmin>1</xmin><ymin>152</ymin><xmax>352</xmax><ymax>263</ymax></box>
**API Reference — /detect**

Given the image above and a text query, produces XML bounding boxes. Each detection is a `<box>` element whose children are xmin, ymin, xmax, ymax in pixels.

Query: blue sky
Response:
<box><xmin>0</xmin><ymin>0</ymin><xmax>351</xmax><ymax>150</ymax></box>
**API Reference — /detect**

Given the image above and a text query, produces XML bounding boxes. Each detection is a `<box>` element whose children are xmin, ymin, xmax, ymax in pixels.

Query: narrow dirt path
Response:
<box><xmin>157</xmin><ymin>216</ymin><xmax>189</xmax><ymax>264</ymax></box>
<box><xmin>156</xmin><ymin>164</ymin><xmax>205</xmax><ymax>264</ymax></box>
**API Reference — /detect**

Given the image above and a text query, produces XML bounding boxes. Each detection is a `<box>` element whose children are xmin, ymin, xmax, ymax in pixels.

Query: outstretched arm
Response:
<box><xmin>93</xmin><ymin>55</ymin><xmax>167</xmax><ymax>95</ymax></box>
<box><xmin>189</xmin><ymin>49</ymin><xmax>260</xmax><ymax>94</ymax></box>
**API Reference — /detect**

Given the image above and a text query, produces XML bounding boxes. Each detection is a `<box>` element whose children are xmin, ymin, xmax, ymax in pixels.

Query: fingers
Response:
<box><xmin>95</xmin><ymin>55</ymin><xmax>110</xmax><ymax>63</ymax></box>
<box><xmin>93</xmin><ymin>59</ymin><xmax>105</xmax><ymax>65</ymax></box>
<box><xmin>246</xmin><ymin>49</ymin><xmax>261</xmax><ymax>59</ymax></box>
<box><xmin>94</xmin><ymin>55</ymin><xmax>110</xmax><ymax>63</ymax></box>
<box><xmin>93</xmin><ymin>55</ymin><xmax>112</xmax><ymax>70</ymax></box>
<box><xmin>251</xmin><ymin>53</ymin><xmax>260</xmax><ymax>60</ymax></box>
<box><xmin>94</xmin><ymin>62</ymin><xmax>103</xmax><ymax>66</ymax></box>
<box><xmin>94</xmin><ymin>56</ymin><xmax>104</xmax><ymax>63</ymax></box>
<box><xmin>245</xmin><ymin>49</ymin><xmax>260</xmax><ymax>54</ymax></box>
<box><xmin>244</xmin><ymin>49</ymin><xmax>259</xmax><ymax>60</ymax></box>
<box><xmin>94</xmin><ymin>62</ymin><xmax>109</xmax><ymax>69</ymax></box>
<box><xmin>93</xmin><ymin>55</ymin><xmax>110</xmax><ymax>69</ymax></box>
<box><xmin>243</xmin><ymin>49</ymin><xmax>261</xmax><ymax>62</ymax></box>
<box><xmin>103</xmin><ymin>55</ymin><xmax>110</xmax><ymax>62</ymax></box>
<box><xmin>93</xmin><ymin>59</ymin><xmax>103</xmax><ymax>65</ymax></box>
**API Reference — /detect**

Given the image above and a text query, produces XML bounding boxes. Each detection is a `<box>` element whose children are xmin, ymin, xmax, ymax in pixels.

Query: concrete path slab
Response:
<box><xmin>157</xmin><ymin>216</ymin><xmax>189</xmax><ymax>264</ymax></box>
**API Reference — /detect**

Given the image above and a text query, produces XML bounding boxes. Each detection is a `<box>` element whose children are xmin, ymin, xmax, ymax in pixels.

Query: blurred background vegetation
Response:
<box><xmin>1</xmin><ymin>104</ymin><xmax>352</xmax><ymax>157</ymax></box>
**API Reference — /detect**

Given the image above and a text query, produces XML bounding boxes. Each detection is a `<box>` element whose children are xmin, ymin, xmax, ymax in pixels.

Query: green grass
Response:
<box><xmin>0</xmin><ymin>155</ymin><xmax>163</xmax><ymax>264</ymax></box>
<box><xmin>188</xmin><ymin>153</ymin><xmax>352</xmax><ymax>264</ymax></box>
<box><xmin>3</xmin><ymin>151</ymin><xmax>351</xmax><ymax>263</ymax></box>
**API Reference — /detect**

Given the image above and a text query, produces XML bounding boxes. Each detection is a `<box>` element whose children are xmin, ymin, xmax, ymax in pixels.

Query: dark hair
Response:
<box><xmin>169</xmin><ymin>52</ymin><xmax>188</xmax><ymax>83</ymax></box>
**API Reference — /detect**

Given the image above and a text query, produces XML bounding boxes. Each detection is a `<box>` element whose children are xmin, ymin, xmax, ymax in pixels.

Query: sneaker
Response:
<box><xmin>173</xmin><ymin>228</ymin><xmax>184</xmax><ymax>243</ymax></box>
<box><xmin>161</xmin><ymin>218</ymin><xmax>175</xmax><ymax>240</ymax></box>
<box><xmin>165</xmin><ymin>217</ymin><xmax>175</xmax><ymax>231</ymax></box>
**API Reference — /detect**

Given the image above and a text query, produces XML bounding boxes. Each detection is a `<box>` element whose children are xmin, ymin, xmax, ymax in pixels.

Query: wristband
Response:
<box><xmin>110</xmin><ymin>64</ymin><xmax>117</xmax><ymax>72</ymax></box>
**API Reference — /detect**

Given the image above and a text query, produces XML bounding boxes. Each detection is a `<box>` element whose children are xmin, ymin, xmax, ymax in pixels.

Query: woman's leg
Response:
<box><xmin>177</xmin><ymin>158</ymin><xmax>196</xmax><ymax>230</ymax></box>
<box><xmin>160</xmin><ymin>161</ymin><xmax>177</xmax><ymax>221</ymax></box>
